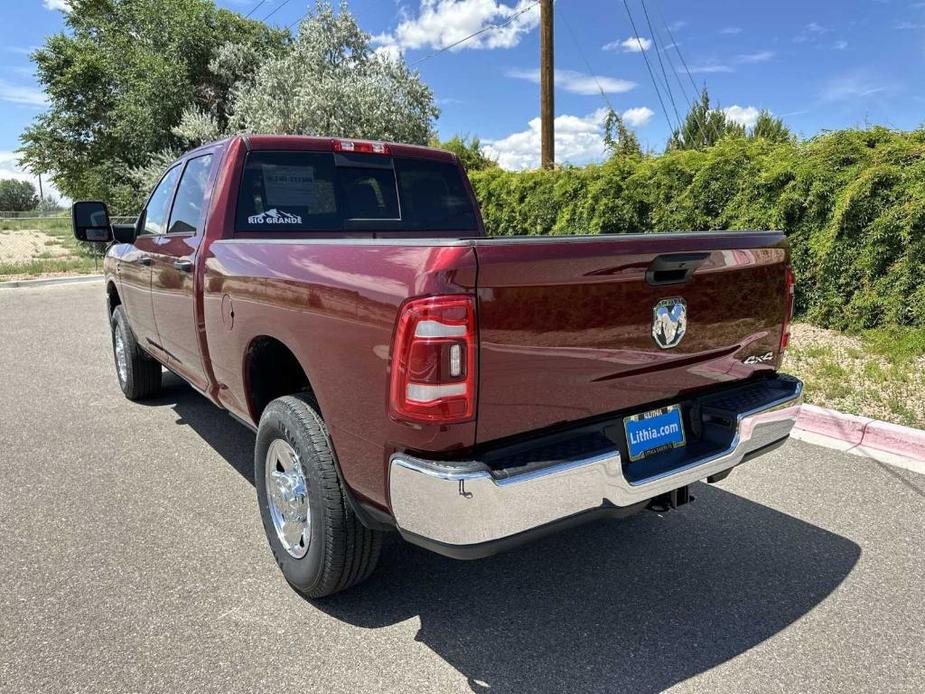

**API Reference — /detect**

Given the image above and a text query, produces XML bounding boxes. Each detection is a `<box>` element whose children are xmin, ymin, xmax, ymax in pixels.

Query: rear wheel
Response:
<box><xmin>255</xmin><ymin>393</ymin><xmax>383</xmax><ymax>598</ymax></box>
<box><xmin>111</xmin><ymin>305</ymin><xmax>162</xmax><ymax>400</ymax></box>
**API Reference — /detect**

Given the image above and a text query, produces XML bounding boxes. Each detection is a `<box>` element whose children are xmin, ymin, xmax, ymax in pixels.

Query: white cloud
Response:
<box><xmin>482</xmin><ymin>109</ymin><xmax>610</xmax><ymax>170</ymax></box>
<box><xmin>833</xmin><ymin>40</ymin><xmax>848</xmax><ymax>50</ymax></box>
<box><xmin>686</xmin><ymin>63</ymin><xmax>733</xmax><ymax>74</ymax></box>
<box><xmin>603</xmin><ymin>36</ymin><xmax>652</xmax><ymax>52</ymax></box>
<box><xmin>622</xmin><ymin>106</ymin><xmax>654</xmax><ymax>127</ymax></box>
<box><xmin>821</xmin><ymin>73</ymin><xmax>887</xmax><ymax>101</ymax></box>
<box><xmin>735</xmin><ymin>50</ymin><xmax>774</xmax><ymax>63</ymax></box>
<box><xmin>722</xmin><ymin>105</ymin><xmax>762</xmax><ymax>128</ymax></box>
<box><xmin>719</xmin><ymin>26</ymin><xmax>742</xmax><ymax>35</ymax></box>
<box><xmin>376</xmin><ymin>0</ymin><xmax>540</xmax><ymax>54</ymax></box>
<box><xmin>0</xmin><ymin>81</ymin><xmax>47</xmax><ymax>107</ymax></box>
<box><xmin>43</xmin><ymin>0</ymin><xmax>71</xmax><ymax>10</ymax></box>
<box><xmin>0</xmin><ymin>151</ymin><xmax>67</xmax><ymax>203</ymax></box>
<box><xmin>507</xmin><ymin>68</ymin><xmax>636</xmax><ymax>95</ymax></box>
<box><xmin>794</xmin><ymin>21</ymin><xmax>829</xmax><ymax>42</ymax></box>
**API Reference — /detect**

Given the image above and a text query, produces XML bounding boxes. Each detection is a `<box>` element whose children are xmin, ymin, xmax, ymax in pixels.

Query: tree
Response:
<box><xmin>666</xmin><ymin>89</ymin><xmax>744</xmax><ymax>151</ymax></box>
<box><xmin>0</xmin><ymin>180</ymin><xmax>39</xmax><ymax>211</ymax></box>
<box><xmin>751</xmin><ymin>110</ymin><xmax>795</xmax><ymax>144</ymax></box>
<box><xmin>18</xmin><ymin>0</ymin><xmax>286</xmax><ymax>212</ymax></box>
<box><xmin>431</xmin><ymin>135</ymin><xmax>497</xmax><ymax>171</ymax></box>
<box><xmin>602</xmin><ymin>109</ymin><xmax>642</xmax><ymax>157</ymax></box>
<box><xmin>225</xmin><ymin>1</ymin><xmax>438</xmax><ymax>145</ymax></box>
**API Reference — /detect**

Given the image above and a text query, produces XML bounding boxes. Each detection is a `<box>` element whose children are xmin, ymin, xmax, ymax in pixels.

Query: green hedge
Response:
<box><xmin>469</xmin><ymin>127</ymin><xmax>925</xmax><ymax>331</ymax></box>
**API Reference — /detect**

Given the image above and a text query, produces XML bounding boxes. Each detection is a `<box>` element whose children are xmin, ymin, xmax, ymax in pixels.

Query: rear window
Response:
<box><xmin>236</xmin><ymin>151</ymin><xmax>478</xmax><ymax>232</ymax></box>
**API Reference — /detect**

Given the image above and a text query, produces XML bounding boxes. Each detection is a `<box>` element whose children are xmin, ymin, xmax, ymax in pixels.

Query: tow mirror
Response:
<box><xmin>112</xmin><ymin>223</ymin><xmax>138</xmax><ymax>244</ymax></box>
<box><xmin>72</xmin><ymin>201</ymin><xmax>113</xmax><ymax>243</ymax></box>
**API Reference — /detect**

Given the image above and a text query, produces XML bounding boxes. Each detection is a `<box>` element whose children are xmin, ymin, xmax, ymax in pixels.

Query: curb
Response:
<box><xmin>0</xmin><ymin>274</ymin><xmax>104</xmax><ymax>290</ymax></box>
<box><xmin>793</xmin><ymin>404</ymin><xmax>925</xmax><ymax>475</ymax></box>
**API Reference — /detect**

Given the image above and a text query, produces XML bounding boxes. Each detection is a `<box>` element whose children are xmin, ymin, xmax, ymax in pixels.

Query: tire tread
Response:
<box><xmin>260</xmin><ymin>393</ymin><xmax>382</xmax><ymax>598</ymax></box>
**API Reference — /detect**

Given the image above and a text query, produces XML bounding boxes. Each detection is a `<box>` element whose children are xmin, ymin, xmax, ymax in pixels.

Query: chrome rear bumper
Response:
<box><xmin>389</xmin><ymin>375</ymin><xmax>803</xmax><ymax>556</ymax></box>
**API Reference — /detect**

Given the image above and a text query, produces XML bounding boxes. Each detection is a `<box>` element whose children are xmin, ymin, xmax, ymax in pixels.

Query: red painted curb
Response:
<box><xmin>794</xmin><ymin>403</ymin><xmax>925</xmax><ymax>463</ymax></box>
<box><xmin>795</xmin><ymin>404</ymin><xmax>871</xmax><ymax>446</ymax></box>
<box><xmin>862</xmin><ymin>420</ymin><xmax>925</xmax><ymax>461</ymax></box>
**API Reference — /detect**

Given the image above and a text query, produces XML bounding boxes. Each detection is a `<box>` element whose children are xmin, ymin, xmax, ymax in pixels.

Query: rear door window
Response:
<box><xmin>236</xmin><ymin>151</ymin><xmax>477</xmax><ymax>232</ymax></box>
<box><xmin>167</xmin><ymin>154</ymin><xmax>214</xmax><ymax>235</ymax></box>
<box><xmin>142</xmin><ymin>165</ymin><xmax>181</xmax><ymax>236</ymax></box>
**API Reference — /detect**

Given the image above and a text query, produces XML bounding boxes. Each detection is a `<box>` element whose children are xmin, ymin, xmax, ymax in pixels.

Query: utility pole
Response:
<box><xmin>540</xmin><ymin>0</ymin><xmax>554</xmax><ymax>169</ymax></box>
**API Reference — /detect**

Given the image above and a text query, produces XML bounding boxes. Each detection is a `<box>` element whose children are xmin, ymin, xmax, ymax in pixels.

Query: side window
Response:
<box><xmin>143</xmin><ymin>165</ymin><xmax>181</xmax><ymax>235</ymax></box>
<box><xmin>167</xmin><ymin>154</ymin><xmax>214</xmax><ymax>235</ymax></box>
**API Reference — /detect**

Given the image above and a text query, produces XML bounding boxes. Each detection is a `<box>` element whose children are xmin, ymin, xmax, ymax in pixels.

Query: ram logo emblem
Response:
<box><xmin>652</xmin><ymin>297</ymin><xmax>688</xmax><ymax>349</ymax></box>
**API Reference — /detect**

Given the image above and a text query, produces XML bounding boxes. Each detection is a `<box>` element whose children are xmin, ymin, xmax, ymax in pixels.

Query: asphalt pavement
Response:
<box><xmin>1</xmin><ymin>282</ymin><xmax>923</xmax><ymax>693</ymax></box>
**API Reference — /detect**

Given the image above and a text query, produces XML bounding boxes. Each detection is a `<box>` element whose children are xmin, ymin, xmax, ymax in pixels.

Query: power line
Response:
<box><xmin>656</xmin><ymin>4</ymin><xmax>726</xmax><ymax>146</ymax></box>
<box><xmin>262</xmin><ymin>0</ymin><xmax>294</xmax><ymax>23</ymax></box>
<box><xmin>285</xmin><ymin>1</ymin><xmax>540</xmax><ymax>62</ymax></box>
<box><xmin>245</xmin><ymin>0</ymin><xmax>268</xmax><ymax>19</ymax></box>
<box><xmin>660</xmin><ymin>11</ymin><xmax>703</xmax><ymax>107</ymax></box>
<box><xmin>621</xmin><ymin>0</ymin><xmax>675</xmax><ymax>134</ymax></box>
<box><xmin>639</xmin><ymin>0</ymin><xmax>682</xmax><ymax>129</ymax></box>
<box><xmin>410</xmin><ymin>1</ymin><xmax>541</xmax><ymax>67</ymax></box>
<box><xmin>286</xmin><ymin>11</ymin><xmax>306</xmax><ymax>32</ymax></box>
<box><xmin>558</xmin><ymin>2</ymin><xmax>614</xmax><ymax>111</ymax></box>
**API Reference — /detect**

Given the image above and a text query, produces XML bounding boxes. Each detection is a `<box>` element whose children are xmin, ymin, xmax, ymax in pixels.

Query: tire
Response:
<box><xmin>111</xmin><ymin>305</ymin><xmax>162</xmax><ymax>400</ymax></box>
<box><xmin>255</xmin><ymin>393</ymin><xmax>383</xmax><ymax>598</ymax></box>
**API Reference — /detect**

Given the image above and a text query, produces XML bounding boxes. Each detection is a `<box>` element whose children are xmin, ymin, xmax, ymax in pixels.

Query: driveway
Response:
<box><xmin>1</xmin><ymin>282</ymin><xmax>923</xmax><ymax>693</ymax></box>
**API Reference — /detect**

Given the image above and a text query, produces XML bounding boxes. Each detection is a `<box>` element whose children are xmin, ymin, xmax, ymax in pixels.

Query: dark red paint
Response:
<box><xmin>104</xmin><ymin>135</ymin><xmax>791</xmax><ymax>515</ymax></box>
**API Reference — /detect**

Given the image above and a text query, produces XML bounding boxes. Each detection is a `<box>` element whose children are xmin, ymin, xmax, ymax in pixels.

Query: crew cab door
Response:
<box><xmin>148</xmin><ymin>153</ymin><xmax>216</xmax><ymax>393</ymax></box>
<box><xmin>119</xmin><ymin>164</ymin><xmax>181</xmax><ymax>354</ymax></box>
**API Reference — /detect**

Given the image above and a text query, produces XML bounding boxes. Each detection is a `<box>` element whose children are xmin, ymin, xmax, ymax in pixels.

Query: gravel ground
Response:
<box><xmin>1</xmin><ymin>282</ymin><xmax>923</xmax><ymax>694</ymax></box>
<box><xmin>784</xmin><ymin>322</ymin><xmax>925</xmax><ymax>427</ymax></box>
<box><xmin>0</xmin><ymin>229</ymin><xmax>70</xmax><ymax>263</ymax></box>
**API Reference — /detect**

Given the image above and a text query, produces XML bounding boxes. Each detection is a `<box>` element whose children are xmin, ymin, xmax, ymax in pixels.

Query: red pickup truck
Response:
<box><xmin>73</xmin><ymin>135</ymin><xmax>803</xmax><ymax>597</ymax></box>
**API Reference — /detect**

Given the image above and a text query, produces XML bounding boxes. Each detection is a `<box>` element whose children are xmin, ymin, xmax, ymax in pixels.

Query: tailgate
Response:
<box><xmin>473</xmin><ymin>232</ymin><xmax>789</xmax><ymax>444</ymax></box>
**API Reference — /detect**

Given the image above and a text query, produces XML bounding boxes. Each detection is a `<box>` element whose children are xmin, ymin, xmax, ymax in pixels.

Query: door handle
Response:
<box><xmin>137</xmin><ymin>255</ymin><xmax>152</xmax><ymax>267</ymax></box>
<box><xmin>173</xmin><ymin>258</ymin><xmax>194</xmax><ymax>272</ymax></box>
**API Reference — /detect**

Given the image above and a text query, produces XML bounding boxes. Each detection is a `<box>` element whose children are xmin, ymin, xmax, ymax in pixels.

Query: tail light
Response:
<box><xmin>333</xmin><ymin>139</ymin><xmax>391</xmax><ymax>155</ymax></box>
<box><xmin>780</xmin><ymin>265</ymin><xmax>795</xmax><ymax>353</ymax></box>
<box><xmin>389</xmin><ymin>295</ymin><xmax>477</xmax><ymax>423</ymax></box>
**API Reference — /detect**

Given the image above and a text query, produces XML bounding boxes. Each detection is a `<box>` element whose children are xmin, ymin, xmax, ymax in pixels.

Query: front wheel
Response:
<box><xmin>255</xmin><ymin>393</ymin><xmax>383</xmax><ymax>598</ymax></box>
<box><xmin>111</xmin><ymin>305</ymin><xmax>162</xmax><ymax>400</ymax></box>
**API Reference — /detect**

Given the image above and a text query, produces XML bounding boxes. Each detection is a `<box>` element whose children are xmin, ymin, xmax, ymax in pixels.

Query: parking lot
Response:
<box><xmin>1</xmin><ymin>282</ymin><xmax>923</xmax><ymax>693</ymax></box>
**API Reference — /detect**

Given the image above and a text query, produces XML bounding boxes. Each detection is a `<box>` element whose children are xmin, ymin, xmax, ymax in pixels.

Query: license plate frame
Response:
<box><xmin>623</xmin><ymin>404</ymin><xmax>687</xmax><ymax>462</ymax></box>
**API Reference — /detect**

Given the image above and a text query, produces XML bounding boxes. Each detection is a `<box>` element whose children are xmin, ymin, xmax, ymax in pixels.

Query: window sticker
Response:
<box><xmin>263</xmin><ymin>165</ymin><xmax>315</xmax><ymax>207</ymax></box>
<box><xmin>247</xmin><ymin>209</ymin><xmax>303</xmax><ymax>225</ymax></box>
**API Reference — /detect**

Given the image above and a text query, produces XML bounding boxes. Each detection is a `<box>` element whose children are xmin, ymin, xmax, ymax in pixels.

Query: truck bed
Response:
<box><xmin>468</xmin><ymin>231</ymin><xmax>789</xmax><ymax>442</ymax></box>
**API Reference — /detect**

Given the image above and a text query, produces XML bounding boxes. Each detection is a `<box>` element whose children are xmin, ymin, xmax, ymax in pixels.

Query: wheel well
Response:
<box><xmin>246</xmin><ymin>336</ymin><xmax>313</xmax><ymax>421</ymax></box>
<box><xmin>107</xmin><ymin>282</ymin><xmax>121</xmax><ymax>315</ymax></box>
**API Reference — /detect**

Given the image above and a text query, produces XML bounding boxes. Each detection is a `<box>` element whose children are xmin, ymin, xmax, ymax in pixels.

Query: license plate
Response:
<box><xmin>623</xmin><ymin>404</ymin><xmax>687</xmax><ymax>462</ymax></box>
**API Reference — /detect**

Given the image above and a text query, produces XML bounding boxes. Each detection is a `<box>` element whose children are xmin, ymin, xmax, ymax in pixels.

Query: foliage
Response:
<box><xmin>0</xmin><ymin>179</ymin><xmax>39</xmax><ymax>211</ymax></box>
<box><xmin>752</xmin><ymin>110</ymin><xmax>796</xmax><ymax>144</ymax></box>
<box><xmin>18</xmin><ymin>0</ymin><xmax>287</xmax><ymax>213</ymax></box>
<box><xmin>430</xmin><ymin>135</ymin><xmax>497</xmax><ymax>171</ymax></box>
<box><xmin>469</xmin><ymin>126</ymin><xmax>925</xmax><ymax>331</ymax></box>
<box><xmin>226</xmin><ymin>1</ymin><xmax>438</xmax><ymax>145</ymax></box>
<box><xmin>603</xmin><ymin>109</ymin><xmax>642</xmax><ymax>157</ymax></box>
<box><xmin>666</xmin><ymin>90</ymin><xmax>795</xmax><ymax>151</ymax></box>
<box><xmin>666</xmin><ymin>89</ymin><xmax>744</xmax><ymax>151</ymax></box>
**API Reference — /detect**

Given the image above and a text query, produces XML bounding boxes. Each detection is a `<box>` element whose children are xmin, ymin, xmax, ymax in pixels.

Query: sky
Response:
<box><xmin>2</xmin><ymin>0</ymin><xmax>924</xmax><ymax>199</ymax></box>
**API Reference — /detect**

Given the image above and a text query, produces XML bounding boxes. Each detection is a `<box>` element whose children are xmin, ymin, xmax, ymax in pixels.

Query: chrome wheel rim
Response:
<box><xmin>265</xmin><ymin>438</ymin><xmax>311</xmax><ymax>559</ymax></box>
<box><xmin>114</xmin><ymin>329</ymin><xmax>128</xmax><ymax>384</ymax></box>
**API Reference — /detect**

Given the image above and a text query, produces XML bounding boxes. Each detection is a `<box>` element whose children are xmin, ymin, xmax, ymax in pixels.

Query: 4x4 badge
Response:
<box><xmin>652</xmin><ymin>297</ymin><xmax>687</xmax><ymax>349</ymax></box>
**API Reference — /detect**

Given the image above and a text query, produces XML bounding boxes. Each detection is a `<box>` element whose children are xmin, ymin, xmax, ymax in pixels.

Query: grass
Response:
<box><xmin>784</xmin><ymin>322</ymin><xmax>925</xmax><ymax>428</ymax></box>
<box><xmin>0</xmin><ymin>256</ymin><xmax>100</xmax><ymax>277</ymax></box>
<box><xmin>0</xmin><ymin>216</ymin><xmax>104</xmax><ymax>280</ymax></box>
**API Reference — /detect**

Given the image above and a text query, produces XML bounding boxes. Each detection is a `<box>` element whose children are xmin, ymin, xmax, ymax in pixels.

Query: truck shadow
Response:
<box><xmin>154</xmin><ymin>373</ymin><xmax>860</xmax><ymax>694</ymax></box>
